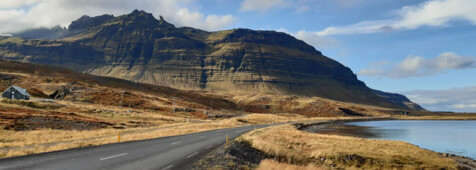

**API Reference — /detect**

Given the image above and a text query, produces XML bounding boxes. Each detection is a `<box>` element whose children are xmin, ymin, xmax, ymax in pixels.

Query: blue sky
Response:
<box><xmin>1</xmin><ymin>0</ymin><xmax>475</xmax><ymax>112</ymax></box>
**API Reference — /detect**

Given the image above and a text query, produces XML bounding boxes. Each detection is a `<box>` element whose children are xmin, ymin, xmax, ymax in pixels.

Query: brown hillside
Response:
<box><xmin>0</xmin><ymin>10</ymin><xmax>423</xmax><ymax>110</ymax></box>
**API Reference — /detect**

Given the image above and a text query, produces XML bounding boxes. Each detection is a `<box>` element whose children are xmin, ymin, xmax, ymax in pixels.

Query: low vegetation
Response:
<box><xmin>0</xmin><ymin>112</ymin><xmax>328</xmax><ymax>159</ymax></box>
<box><xmin>1</xmin><ymin>99</ymin><xmax>64</xmax><ymax>110</ymax></box>
<box><xmin>0</xmin><ymin>58</ymin><xmax>475</xmax><ymax>163</ymax></box>
<box><xmin>0</xmin><ymin>122</ymin><xmax>236</xmax><ymax>158</ymax></box>
<box><xmin>241</xmin><ymin>124</ymin><xmax>458</xmax><ymax>169</ymax></box>
<box><xmin>257</xmin><ymin>159</ymin><xmax>323</xmax><ymax>170</ymax></box>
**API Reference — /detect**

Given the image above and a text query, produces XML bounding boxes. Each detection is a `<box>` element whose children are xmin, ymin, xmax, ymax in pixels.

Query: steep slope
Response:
<box><xmin>0</xmin><ymin>10</ymin><xmax>420</xmax><ymax>109</ymax></box>
<box><xmin>0</xmin><ymin>58</ymin><xmax>237</xmax><ymax>111</ymax></box>
<box><xmin>372</xmin><ymin>89</ymin><xmax>425</xmax><ymax>111</ymax></box>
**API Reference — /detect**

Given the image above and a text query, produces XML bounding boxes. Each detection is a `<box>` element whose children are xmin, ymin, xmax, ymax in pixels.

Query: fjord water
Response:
<box><xmin>319</xmin><ymin>120</ymin><xmax>476</xmax><ymax>159</ymax></box>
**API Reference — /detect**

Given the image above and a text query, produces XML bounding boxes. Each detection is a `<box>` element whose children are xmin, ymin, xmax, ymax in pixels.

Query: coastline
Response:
<box><xmin>193</xmin><ymin>117</ymin><xmax>476</xmax><ymax>169</ymax></box>
<box><xmin>297</xmin><ymin>118</ymin><xmax>476</xmax><ymax>169</ymax></box>
<box><xmin>440</xmin><ymin>153</ymin><xmax>476</xmax><ymax>169</ymax></box>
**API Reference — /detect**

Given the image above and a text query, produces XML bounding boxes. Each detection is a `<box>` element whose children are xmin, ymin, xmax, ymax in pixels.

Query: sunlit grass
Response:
<box><xmin>242</xmin><ymin>124</ymin><xmax>458</xmax><ymax>169</ymax></box>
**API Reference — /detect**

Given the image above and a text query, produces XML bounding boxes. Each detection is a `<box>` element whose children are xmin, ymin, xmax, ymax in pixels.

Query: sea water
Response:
<box><xmin>318</xmin><ymin>120</ymin><xmax>476</xmax><ymax>159</ymax></box>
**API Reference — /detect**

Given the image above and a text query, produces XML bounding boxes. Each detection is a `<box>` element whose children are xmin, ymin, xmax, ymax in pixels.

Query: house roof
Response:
<box><xmin>4</xmin><ymin>86</ymin><xmax>31</xmax><ymax>96</ymax></box>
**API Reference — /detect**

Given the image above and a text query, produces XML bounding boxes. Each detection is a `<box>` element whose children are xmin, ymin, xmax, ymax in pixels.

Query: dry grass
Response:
<box><xmin>0</xmin><ymin>122</ymin><xmax>239</xmax><ymax>158</ymax></box>
<box><xmin>258</xmin><ymin>159</ymin><xmax>325</xmax><ymax>170</ymax></box>
<box><xmin>224</xmin><ymin>113</ymin><xmax>309</xmax><ymax>125</ymax></box>
<box><xmin>229</xmin><ymin>94</ymin><xmax>391</xmax><ymax>117</ymax></box>
<box><xmin>220</xmin><ymin>113</ymin><xmax>358</xmax><ymax>126</ymax></box>
<box><xmin>0</xmin><ymin>113</ymin><xmax>343</xmax><ymax>159</ymax></box>
<box><xmin>242</xmin><ymin>124</ymin><xmax>458</xmax><ymax>170</ymax></box>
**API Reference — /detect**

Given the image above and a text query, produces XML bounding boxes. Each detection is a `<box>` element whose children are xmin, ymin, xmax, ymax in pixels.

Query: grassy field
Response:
<box><xmin>1</xmin><ymin>93</ymin><xmax>474</xmax><ymax>160</ymax></box>
<box><xmin>0</xmin><ymin>122</ymin><xmax>231</xmax><ymax>158</ymax></box>
<box><xmin>241</xmin><ymin>124</ymin><xmax>459</xmax><ymax>170</ymax></box>
<box><xmin>0</xmin><ymin>112</ymin><xmax>331</xmax><ymax>159</ymax></box>
<box><xmin>0</xmin><ymin>58</ymin><xmax>475</xmax><ymax>162</ymax></box>
<box><xmin>257</xmin><ymin>159</ymin><xmax>324</xmax><ymax>170</ymax></box>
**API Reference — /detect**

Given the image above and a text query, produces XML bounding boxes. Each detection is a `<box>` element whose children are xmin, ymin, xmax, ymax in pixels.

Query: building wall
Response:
<box><xmin>2</xmin><ymin>87</ymin><xmax>28</xmax><ymax>100</ymax></box>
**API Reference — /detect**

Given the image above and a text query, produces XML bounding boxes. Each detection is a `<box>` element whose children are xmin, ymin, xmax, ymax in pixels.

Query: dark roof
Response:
<box><xmin>3</xmin><ymin>86</ymin><xmax>31</xmax><ymax>96</ymax></box>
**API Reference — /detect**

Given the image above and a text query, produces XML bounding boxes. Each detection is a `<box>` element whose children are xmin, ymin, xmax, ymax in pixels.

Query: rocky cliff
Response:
<box><xmin>0</xmin><ymin>10</ymin><xmax>422</xmax><ymax>109</ymax></box>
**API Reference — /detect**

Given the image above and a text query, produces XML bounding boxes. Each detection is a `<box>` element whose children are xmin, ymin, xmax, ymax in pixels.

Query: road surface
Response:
<box><xmin>0</xmin><ymin>124</ymin><xmax>277</xmax><ymax>170</ymax></box>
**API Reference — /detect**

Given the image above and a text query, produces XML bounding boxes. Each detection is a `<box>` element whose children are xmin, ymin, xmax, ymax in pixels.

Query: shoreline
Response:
<box><xmin>296</xmin><ymin>118</ymin><xmax>476</xmax><ymax>169</ymax></box>
<box><xmin>440</xmin><ymin>153</ymin><xmax>476</xmax><ymax>169</ymax></box>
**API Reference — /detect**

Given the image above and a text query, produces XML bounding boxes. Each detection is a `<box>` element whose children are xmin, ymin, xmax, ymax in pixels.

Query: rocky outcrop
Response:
<box><xmin>68</xmin><ymin>14</ymin><xmax>114</xmax><ymax>31</ymax></box>
<box><xmin>0</xmin><ymin>10</ymin><xmax>422</xmax><ymax>110</ymax></box>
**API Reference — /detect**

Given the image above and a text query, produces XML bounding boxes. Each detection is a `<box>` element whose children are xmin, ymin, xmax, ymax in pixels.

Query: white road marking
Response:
<box><xmin>99</xmin><ymin>153</ymin><xmax>128</xmax><ymax>161</ymax></box>
<box><xmin>199</xmin><ymin>136</ymin><xmax>205</xmax><ymax>139</ymax></box>
<box><xmin>187</xmin><ymin>152</ymin><xmax>199</xmax><ymax>158</ymax></box>
<box><xmin>206</xmin><ymin>145</ymin><xmax>214</xmax><ymax>149</ymax></box>
<box><xmin>162</xmin><ymin>165</ymin><xmax>173</xmax><ymax>170</ymax></box>
<box><xmin>171</xmin><ymin>141</ymin><xmax>182</xmax><ymax>145</ymax></box>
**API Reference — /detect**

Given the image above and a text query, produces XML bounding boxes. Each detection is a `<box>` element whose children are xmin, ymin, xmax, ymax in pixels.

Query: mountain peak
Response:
<box><xmin>0</xmin><ymin>10</ymin><xmax>423</xmax><ymax>110</ymax></box>
<box><xmin>114</xmin><ymin>10</ymin><xmax>175</xmax><ymax>29</ymax></box>
<box><xmin>129</xmin><ymin>9</ymin><xmax>151</xmax><ymax>17</ymax></box>
<box><xmin>124</xmin><ymin>9</ymin><xmax>156</xmax><ymax>21</ymax></box>
<box><xmin>68</xmin><ymin>14</ymin><xmax>114</xmax><ymax>31</ymax></box>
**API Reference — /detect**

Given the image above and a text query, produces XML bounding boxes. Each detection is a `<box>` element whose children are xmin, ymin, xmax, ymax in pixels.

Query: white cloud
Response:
<box><xmin>0</xmin><ymin>0</ymin><xmax>236</xmax><ymax>33</ymax></box>
<box><xmin>0</xmin><ymin>33</ymin><xmax>12</xmax><ymax>37</ymax></box>
<box><xmin>294</xmin><ymin>30</ymin><xmax>340</xmax><ymax>49</ymax></box>
<box><xmin>359</xmin><ymin>52</ymin><xmax>475</xmax><ymax>78</ymax></box>
<box><xmin>0</xmin><ymin>0</ymin><xmax>39</xmax><ymax>9</ymax></box>
<box><xmin>0</xmin><ymin>9</ymin><xmax>25</xmax><ymax>21</ymax></box>
<box><xmin>395</xmin><ymin>0</ymin><xmax>476</xmax><ymax>29</ymax></box>
<box><xmin>451</xmin><ymin>104</ymin><xmax>476</xmax><ymax>109</ymax></box>
<box><xmin>241</xmin><ymin>0</ymin><xmax>286</xmax><ymax>11</ymax></box>
<box><xmin>240</xmin><ymin>0</ymin><xmax>311</xmax><ymax>12</ymax></box>
<box><xmin>402</xmin><ymin>86</ymin><xmax>476</xmax><ymax>112</ymax></box>
<box><xmin>276</xmin><ymin>28</ymin><xmax>339</xmax><ymax>49</ymax></box>
<box><xmin>205</xmin><ymin>15</ymin><xmax>235</xmax><ymax>31</ymax></box>
<box><xmin>317</xmin><ymin>20</ymin><xmax>395</xmax><ymax>36</ymax></box>
<box><xmin>317</xmin><ymin>0</ymin><xmax>476</xmax><ymax>36</ymax></box>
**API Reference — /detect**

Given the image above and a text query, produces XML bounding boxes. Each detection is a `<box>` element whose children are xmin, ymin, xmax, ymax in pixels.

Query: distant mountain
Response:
<box><xmin>0</xmin><ymin>10</ymin><xmax>423</xmax><ymax>110</ymax></box>
<box><xmin>372</xmin><ymin>89</ymin><xmax>425</xmax><ymax>111</ymax></box>
<box><xmin>12</xmin><ymin>26</ymin><xmax>70</xmax><ymax>39</ymax></box>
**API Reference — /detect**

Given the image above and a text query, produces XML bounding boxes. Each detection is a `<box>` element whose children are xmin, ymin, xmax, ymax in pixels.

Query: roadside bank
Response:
<box><xmin>193</xmin><ymin>118</ymin><xmax>475</xmax><ymax>169</ymax></box>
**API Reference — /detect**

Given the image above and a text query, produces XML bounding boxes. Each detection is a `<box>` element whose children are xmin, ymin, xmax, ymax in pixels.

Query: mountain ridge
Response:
<box><xmin>0</xmin><ymin>10</ymin><xmax>424</xmax><ymax>110</ymax></box>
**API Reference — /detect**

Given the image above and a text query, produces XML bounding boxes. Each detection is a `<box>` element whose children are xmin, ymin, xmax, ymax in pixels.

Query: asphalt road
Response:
<box><xmin>0</xmin><ymin>124</ymin><xmax>278</xmax><ymax>170</ymax></box>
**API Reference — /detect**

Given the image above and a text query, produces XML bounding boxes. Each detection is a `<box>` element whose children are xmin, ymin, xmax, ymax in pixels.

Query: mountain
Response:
<box><xmin>11</xmin><ymin>26</ymin><xmax>69</xmax><ymax>39</ymax></box>
<box><xmin>0</xmin><ymin>10</ymin><xmax>422</xmax><ymax>110</ymax></box>
<box><xmin>372</xmin><ymin>89</ymin><xmax>425</xmax><ymax>111</ymax></box>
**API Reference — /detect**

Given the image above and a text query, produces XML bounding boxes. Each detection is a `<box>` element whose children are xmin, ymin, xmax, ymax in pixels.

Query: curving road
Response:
<box><xmin>0</xmin><ymin>124</ymin><xmax>277</xmax><ymax>170</ymax></box>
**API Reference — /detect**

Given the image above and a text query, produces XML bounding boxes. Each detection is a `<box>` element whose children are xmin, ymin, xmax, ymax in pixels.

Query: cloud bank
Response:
<box><xmin>0</xmin><ymin>0</ymin><xmax>235</xmax><ymax>33</ymax></box>
<box><xmin>240</xmin><ymin>0</ymin><xmax>311</xmax><ymax>12</ymax></box>
<box><xmin>241</xmin><ymin>0</ymin><xmax>286</xmax><ymax>11</ymax></box>
<box><xmin>359</xmin><ymin>52</ymin><xmax>475</xmax><ymax>78</ymax></box>
<box><xmin>317</xmin><ymin>0</ymin><xmax>476</xmax><ymax>36</ymax></box>
<box><xmin>402</xmin><ymin>86</ymin><xmax>476</xmax><ymax>112</ymax></box>
<box><xmin>276</xmin><ymin>28</ymin><xmax>340</xmax><ymax>49</ymax></box>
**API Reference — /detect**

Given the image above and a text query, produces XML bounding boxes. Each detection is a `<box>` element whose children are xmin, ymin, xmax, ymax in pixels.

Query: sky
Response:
<box><xmin>0</xmin><ymin>0</ymin><xmax>475</xmax><ymax>112</ymax></box>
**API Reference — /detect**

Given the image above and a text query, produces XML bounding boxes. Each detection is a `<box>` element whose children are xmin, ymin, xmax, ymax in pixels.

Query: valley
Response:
<box><xmin>0</xmin><ymin>9</ymin><xmax>475</xmax><ymax>170</ymax></box>
<box><xmin>0</xmin><ymin>58</ymin><xmax>474</xmax><ymax>169</ymax></box>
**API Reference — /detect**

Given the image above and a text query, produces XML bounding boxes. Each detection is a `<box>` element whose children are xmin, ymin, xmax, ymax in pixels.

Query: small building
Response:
<box><xmin>2</xmin><ymin>86</ymin><xmax>30</xmax><ymax>100</ymax></box>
